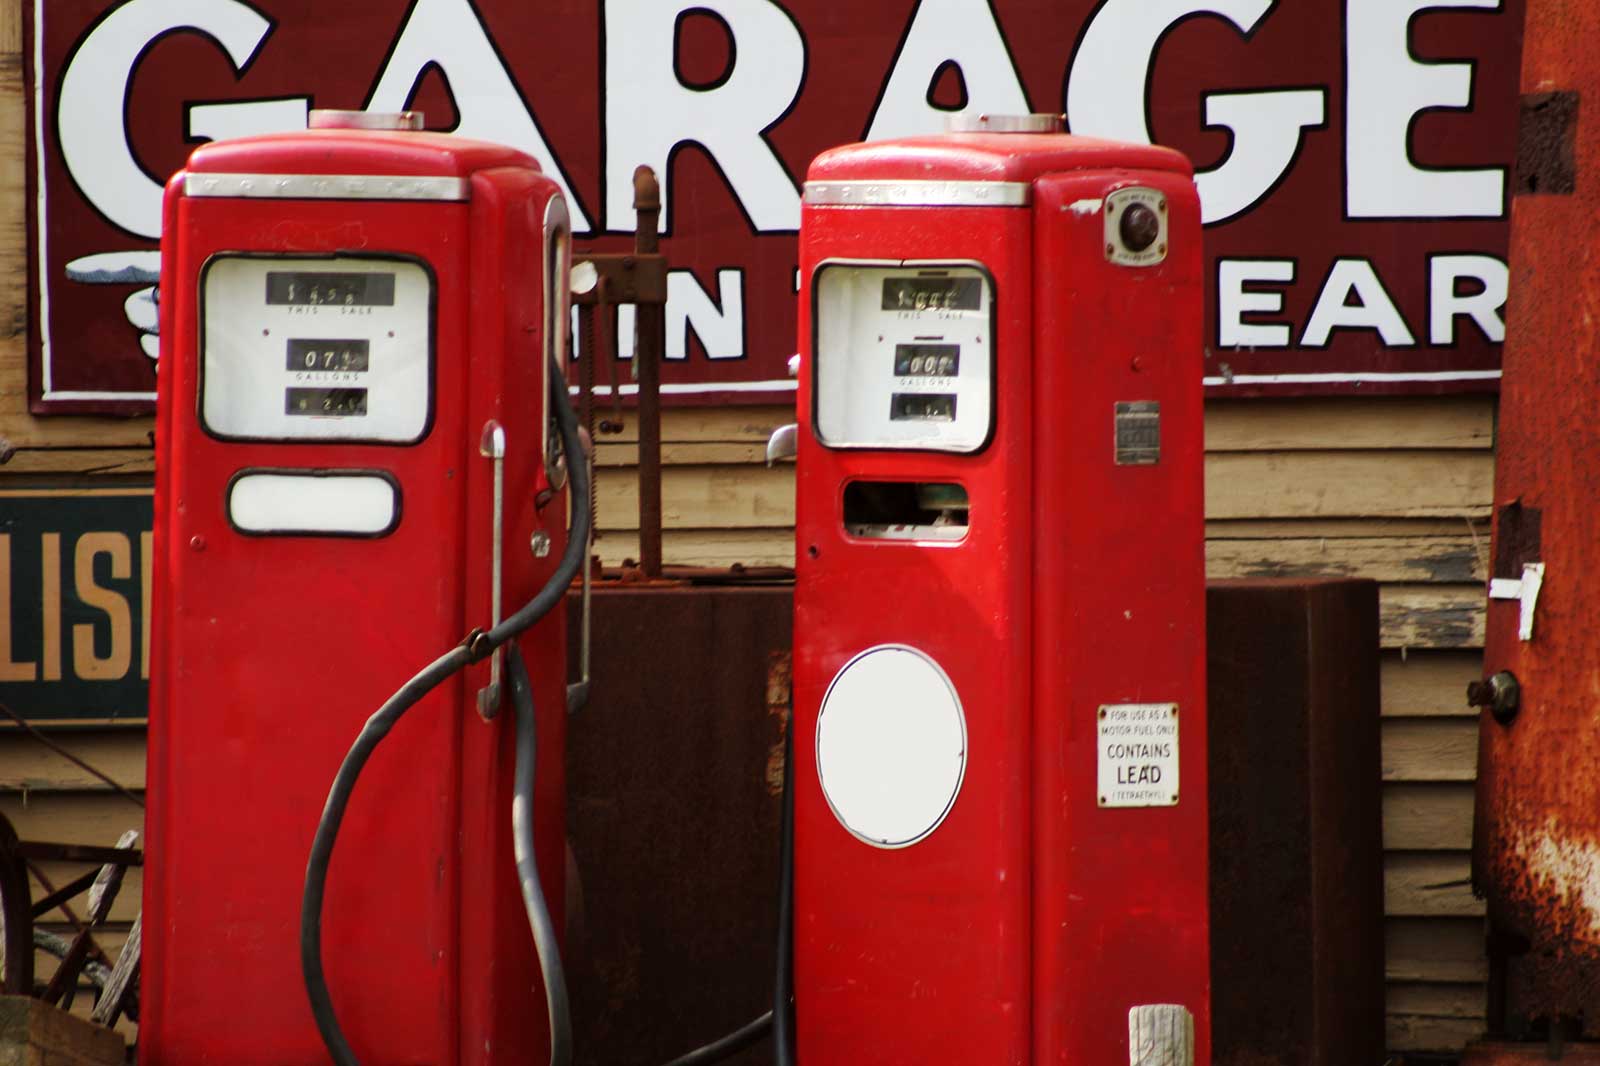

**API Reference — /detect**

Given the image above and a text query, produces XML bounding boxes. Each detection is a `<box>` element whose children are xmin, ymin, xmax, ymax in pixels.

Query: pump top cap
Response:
<box><xmin>308</xmin><ymin>110</ymin><xmax>425</xmax><ymax>131</ymax></box>
<box><xmin>944</xmin><ymin>113</ymin><xmax>1065</xmax><ymax>134</ymax></box>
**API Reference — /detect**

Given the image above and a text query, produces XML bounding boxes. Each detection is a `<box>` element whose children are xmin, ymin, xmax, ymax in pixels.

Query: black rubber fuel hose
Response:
<box><xmin>301</xmin><ymin>355</ymin><xmax>588</xmax><ymax>1066</ymax></box>
<box><xmin>508</xmin><ymin>643</ymin><xmax>573</xmax><ymax>1066</ymax></box>
<box><xmin>659</xmin><ymin>1010</ymin><xmax>774</xmax><ymax>1066</ymax></box>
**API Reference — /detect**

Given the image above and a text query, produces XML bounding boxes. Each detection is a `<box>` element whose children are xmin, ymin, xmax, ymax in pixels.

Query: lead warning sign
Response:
<box><xmin>1097</xmin><ymin>703</ymin><xmax>1180</xmax><ymax>808</ymax></box>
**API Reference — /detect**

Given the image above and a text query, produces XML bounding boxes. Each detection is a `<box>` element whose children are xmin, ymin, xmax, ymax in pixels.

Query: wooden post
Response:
<box><xmin>0</xmin><ymin>997</ymin><xmax>125</xmax><ymax>1066</ymax></box>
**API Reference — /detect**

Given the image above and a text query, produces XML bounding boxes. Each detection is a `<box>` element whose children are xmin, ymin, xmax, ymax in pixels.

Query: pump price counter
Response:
<box><xmin>200</xmin><ymin>255</ymin><xmax>432</xmax><ymax>442</ymax></box>
<box><xmin>813</xmin><ymin>263</ymin><xmax>993</xmax><ymax>452</ymax></box>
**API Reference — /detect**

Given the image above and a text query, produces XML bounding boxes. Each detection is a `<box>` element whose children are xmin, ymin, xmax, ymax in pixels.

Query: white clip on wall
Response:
<box><xmin>1488</xmin><ymin>561</ymin><xmax>1545</xmax><ymax>641</ymax></box>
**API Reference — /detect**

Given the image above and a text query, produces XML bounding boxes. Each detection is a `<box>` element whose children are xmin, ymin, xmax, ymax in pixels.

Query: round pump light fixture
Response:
<box><xmin>816</xmin><ymin>644</ymin><xmax>967</xmax><ymax>848</ymax></box>
<box><xmin>1104</xmin><ymin>186</ymin><xmax>1169</xmax><ymax>267</ymax></box>
<box><xmin>1119</xmin><ymin>202</ymin><xmax>1161</xmax><ymax>253</ymax></box>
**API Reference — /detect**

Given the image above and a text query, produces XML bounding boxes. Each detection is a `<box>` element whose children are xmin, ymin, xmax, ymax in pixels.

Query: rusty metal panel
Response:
<box><xmin>1207</xmin><ymin>579</ymin><xmax>1384</xmax><ymax>1066</ymax></box>
<box><xmin>1465</xmin><ymin>1043</ymin><xmax>1600</xmax><ymax>1065</ymax></box>
<box><xmin>1473</xmin><ymin>0</ymin><xmax>1600</xmax><ymax>1038</ymax></box>
<box><xmin>564</xmin><ymin>585</ymin><xmax>790</xmax><ymax>1066</ymax></box>
<box><xmin>564</xmin><ymin>578</ymin><xmax>1383</xmax><ymax>1064</ymax></box>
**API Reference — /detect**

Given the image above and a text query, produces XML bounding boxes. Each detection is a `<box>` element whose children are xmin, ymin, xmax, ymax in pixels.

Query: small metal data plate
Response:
<box><xmin>1114</xmin><ymin>401</ymin><xmax>1160</xmax><ymax>465</ymax></box>
<box><xmin>1097</xmin><ymin>703</ymin><xmax>1180</xmax><ymax>808</ymax></box>
<box><xmin>1104</xmin><ymin>186</ymin><xmax>1168</xmax><ymax>267</ymax></box>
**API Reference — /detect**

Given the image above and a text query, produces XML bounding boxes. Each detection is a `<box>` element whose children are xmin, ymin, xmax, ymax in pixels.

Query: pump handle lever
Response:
<box><xmin>478</xmin><ymin>421</ymin><xmax>507</xmax><ymax>718</ymax></box>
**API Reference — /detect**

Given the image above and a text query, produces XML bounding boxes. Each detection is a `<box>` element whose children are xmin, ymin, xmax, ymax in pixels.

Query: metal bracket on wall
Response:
<box><xmin>570</xmin><ymin>252</ymin><xmax>667</xmax><ymax>307</ymax></box>
<box><xmin>1489</xmin><ymin>561</ymin><xmax>1546</xmax><ymax>641</ymax></box>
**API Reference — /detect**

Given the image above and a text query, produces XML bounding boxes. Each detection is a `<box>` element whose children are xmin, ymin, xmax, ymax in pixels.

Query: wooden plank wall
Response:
<box><xmin>0</xmin><ymin>0</ymin><xmax>1492</xmax><ymax>1052</ymax></box>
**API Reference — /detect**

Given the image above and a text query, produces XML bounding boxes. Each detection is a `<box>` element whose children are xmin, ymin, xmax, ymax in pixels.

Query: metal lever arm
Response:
<box><xmin>478</xmin><ymin>421</ymin><xmax>507</xmax><ymax>717</ymax></box>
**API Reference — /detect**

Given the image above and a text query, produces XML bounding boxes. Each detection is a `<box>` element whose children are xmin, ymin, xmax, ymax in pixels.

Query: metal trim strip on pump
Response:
<box><xmin>803</xmin><ymin>181</ymin><xmax>1031</xmax><ymax>208</ymax></box>
<box><xmin>185</xmin><ymin>173</ymin><xmax>471</xmax><ymax>202</ymax></box>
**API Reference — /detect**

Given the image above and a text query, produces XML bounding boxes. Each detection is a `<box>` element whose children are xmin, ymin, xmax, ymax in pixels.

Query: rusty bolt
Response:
<box><xmin>1467</xmin><ymin>670</ymin><xmax>1521</xmax><ymax>725</ymax></box>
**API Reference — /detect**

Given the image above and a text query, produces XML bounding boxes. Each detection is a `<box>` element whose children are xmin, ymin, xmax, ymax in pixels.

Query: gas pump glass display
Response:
<box><xmin>200</xmin><ymin>254</ymin><xmax>434</xmax><ymax>442</ymax></box>
<box><xmin>813</xmin><ymin>261</ymin><xmax>993</xmax><ymax>452</ymax></box>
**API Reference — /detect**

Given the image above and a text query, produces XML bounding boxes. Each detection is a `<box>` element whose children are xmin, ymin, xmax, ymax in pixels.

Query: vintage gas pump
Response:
<box><xmin>144</xmin><ymin>112</ymin><xmax>580</xmax><ymax>1066</ymax></box>
<box><xmin>791</xmin><ymin>115</ymin><xmax>1210</xmax><ymax>1065</ymax></box>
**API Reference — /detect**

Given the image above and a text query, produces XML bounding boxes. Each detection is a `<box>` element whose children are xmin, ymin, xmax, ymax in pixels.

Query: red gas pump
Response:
<box><xmin>145</xmin><ymin>111</ymin><xmax>581</xmax><ymax>1066</ymax></box>
<box><xmin>792</xmin><ymin>115</ymin><xmax>1210</xmax><ymax>1065</ymax></box>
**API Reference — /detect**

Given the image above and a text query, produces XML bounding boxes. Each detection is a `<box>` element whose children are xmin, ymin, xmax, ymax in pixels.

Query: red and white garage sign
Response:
<box><xmin>27</xmin><ymin>0</ymin><xmax>1522</xmax><ymax>412</ymax></box>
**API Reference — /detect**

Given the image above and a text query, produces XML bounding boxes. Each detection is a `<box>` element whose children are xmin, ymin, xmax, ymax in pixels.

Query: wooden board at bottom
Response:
<box><xmin>0</xmin><ymin>994</ymin><xmax>126</xmax><ymax>1066</ymax></box>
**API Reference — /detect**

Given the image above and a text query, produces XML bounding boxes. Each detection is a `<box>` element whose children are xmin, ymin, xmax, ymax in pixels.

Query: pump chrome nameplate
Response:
<box><xmin>813</xmin><ymin>260</ymin><xmax>994</xmax><ymax>453</ymax></box>
<box><xmin>200</xmin><ymin>254</ymin><xmax>433</xmax><ymax>443</ymax></box>
<box><xmin>185</xmin><ymin>173</ymin><xmax>470</xmax><ymax>201</ymax></box>
<box><xmin>1114</xmin><ymin>401</ymin><xmax>1161</xmax><ymax>465</ymax></box>
<box><xmin>804</xmin><ymin>181</ymin><xmax>1030</xmax><ymax>208</ymax></box>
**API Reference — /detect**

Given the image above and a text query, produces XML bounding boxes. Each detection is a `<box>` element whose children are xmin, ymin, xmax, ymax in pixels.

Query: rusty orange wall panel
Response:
<box><xmin>1472</xmin><ymin>0</ymin><xmax>1600</xmax><ymax>1043</ymax></box>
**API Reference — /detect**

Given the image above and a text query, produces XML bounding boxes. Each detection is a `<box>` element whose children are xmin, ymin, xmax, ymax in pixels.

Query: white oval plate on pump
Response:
<box><xmin>228</xmin><ymin>472</ymin><xmax>399</xmax><ymax>536</ymax></box>
<box><xmin>816</xmin><ymin>644</ymin><xmax>966</xmax><ymax>848</ymax></box>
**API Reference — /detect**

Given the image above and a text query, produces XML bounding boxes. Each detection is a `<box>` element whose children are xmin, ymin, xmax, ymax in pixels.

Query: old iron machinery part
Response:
<box><xmin>1468</xmin><ymin>671</ymin><xmax>1522</xmax><ymax>725</ymax></box>
<box><xmin>301</xmin><ymin>354</ymin><xmax>589</xmax><ymax>1066</ymax></box>
<box><xmin>570</xmin><ymin>252</ymin><xmax>667</xmax><ymax>308</ymax></box>
<box><xmin>631</xmin><ymin>165</ymin><xmax>666</xmax><ymax>580</ymax></box>
<box><xmin>568</xmin><ymin>168</ymin><xmax>669</xmax><ymax>577</ymax></box>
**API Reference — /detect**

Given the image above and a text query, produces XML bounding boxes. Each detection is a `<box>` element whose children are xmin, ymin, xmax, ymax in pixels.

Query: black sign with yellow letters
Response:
<box><xmin>0</xmin><ymin>486</ymin><xmax>152</xmax><ymax>721</ymax></box>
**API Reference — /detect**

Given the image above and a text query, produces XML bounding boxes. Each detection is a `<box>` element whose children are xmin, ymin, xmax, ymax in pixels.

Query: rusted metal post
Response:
<box><xmin>1465</xmin><ymin>0</ymin><xmax>1600</xmax><ymax>1059</ymax></box>
<box><xmin>0</xmin><ymin>814</ymin><xmax>34</xmax><ymax>996</ymax></box>
<box><xmin>632</xmin><ymin>166</ymin><xmax>664</xmax><ymax>579</ymax></box>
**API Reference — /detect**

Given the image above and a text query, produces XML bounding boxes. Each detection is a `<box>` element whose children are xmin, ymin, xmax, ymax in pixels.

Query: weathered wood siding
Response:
<box><xmin>0</xmin><ymin>0</ymin><xmax>1491</xmax><ymax>1049</ymax></box>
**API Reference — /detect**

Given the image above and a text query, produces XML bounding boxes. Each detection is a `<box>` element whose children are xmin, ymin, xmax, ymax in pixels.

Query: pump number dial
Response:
<box><xmin>814</xmin><ymin>261</ymin><xmax>993</xmax><ymax>453</ymax></box>
<box><xmin>201</xmin><ymin>254</ymin><xmax>432</xmax><ymax>443</ymax></box>
<box><xmin>286</xmin><ymin>338</ymin><xmax>370</xmax><ymax>373</ymax></box>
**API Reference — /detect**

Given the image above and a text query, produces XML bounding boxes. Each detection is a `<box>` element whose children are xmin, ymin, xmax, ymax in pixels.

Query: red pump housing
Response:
<box><xmin>145</xmin><ymin>119</ymin><xmax>571</xmax><ymax>1066</ymax></box>
<box><xmin>792</xmin><ymin>120</ymin><xmax>1209</xmax><ymax>1065</ymax></box>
